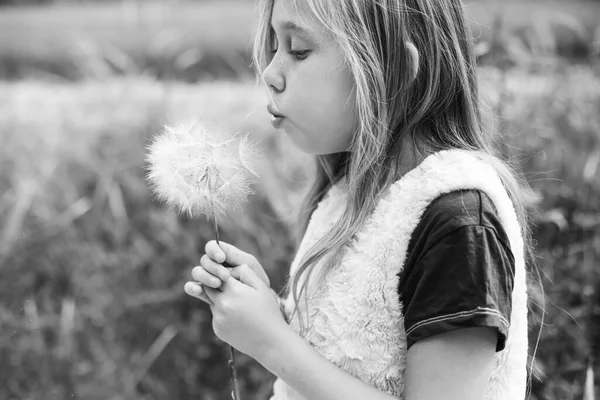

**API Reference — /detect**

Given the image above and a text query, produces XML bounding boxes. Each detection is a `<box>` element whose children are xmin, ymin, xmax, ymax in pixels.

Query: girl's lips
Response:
<box><xmin>267</xmin><ymin>104</ymin><xmax>285</xmax><ymax>129</ymax></box>
<box><xmin>271</xmin><ymin>115</ymin><xmax>285</xmax><ymax>129</ymax></box>
<box><xmin>267</xmin><ymin>104</ymin><xmax>285</xmax><ymax>118</ymax></box>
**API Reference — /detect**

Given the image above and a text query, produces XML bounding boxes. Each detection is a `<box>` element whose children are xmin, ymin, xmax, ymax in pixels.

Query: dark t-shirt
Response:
<box><xmin>398</xmin><ymin>189</ymin><xmax>515</xmax><ymax>352</ymax></box>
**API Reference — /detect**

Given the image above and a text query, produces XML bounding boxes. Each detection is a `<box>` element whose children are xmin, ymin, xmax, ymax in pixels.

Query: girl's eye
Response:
<box><xmin>289</xmin><ymin>50</ymin><xmax>310</xmax><ymax>61</ymax></box>
<box><xmin>269</xmin><ymin>48</ymin><xmax>310</xmax><ymax>61</ymax></box>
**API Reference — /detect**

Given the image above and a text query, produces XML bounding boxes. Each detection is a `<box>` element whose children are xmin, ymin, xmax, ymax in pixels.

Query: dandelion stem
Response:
<box><xmin>229</xmin><ymin>347</ymin><xmax>241</xmax><ymax>400</ymax></box>
<box><xmin>213</xmin><ymin>214</ymin><xmax>221</xmax><ymax>245</ymax></box>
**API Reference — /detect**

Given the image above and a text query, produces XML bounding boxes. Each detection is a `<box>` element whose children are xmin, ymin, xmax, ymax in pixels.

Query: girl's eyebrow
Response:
<box><xmin>272</xmin><ymin>21</ymin><xmax>315</xmax><ymax>41</ymax></box>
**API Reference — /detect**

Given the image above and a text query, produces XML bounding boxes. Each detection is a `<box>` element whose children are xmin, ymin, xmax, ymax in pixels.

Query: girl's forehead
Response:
<box><xmin>271</xmin><ymin>0</ymin><xmax>329</xmax><ymax>41</ymax></box>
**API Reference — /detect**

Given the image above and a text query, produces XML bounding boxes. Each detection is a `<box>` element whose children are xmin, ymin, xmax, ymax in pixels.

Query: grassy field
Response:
<box><xmin>0</xmin><ymin>66</ymin><xmax>599</xmax><ymax>399</ymax></box>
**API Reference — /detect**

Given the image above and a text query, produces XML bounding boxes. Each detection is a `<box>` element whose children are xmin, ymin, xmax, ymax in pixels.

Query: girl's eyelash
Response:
<box><xmin>270</xmin><ymin>48</ymin><xmax>310</xmax><ymax>61</ymax></box>
<box><xmin>290</xmin><ymin>50</ymin><xmax>310</xmax><ymax>60</ymax></box>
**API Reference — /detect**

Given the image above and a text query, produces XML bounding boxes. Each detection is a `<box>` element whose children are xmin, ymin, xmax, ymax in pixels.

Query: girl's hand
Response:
<box><xmin>186</xmin><ymin>264</ymin><xmax>288</xmax><ymax>360</ymax></box>
<box><xmin>190</xmin><ymin>240</ymin><xmax>270</xmax><ymax>291</ymax></box>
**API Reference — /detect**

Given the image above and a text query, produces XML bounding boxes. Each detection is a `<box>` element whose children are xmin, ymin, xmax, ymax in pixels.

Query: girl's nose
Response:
<box><xmin>262</xmin><ymin>59</ymin><xmax>285</xmax><ymax>94</ymax></box>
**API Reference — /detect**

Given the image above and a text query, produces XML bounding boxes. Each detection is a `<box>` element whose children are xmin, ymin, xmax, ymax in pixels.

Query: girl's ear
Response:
<box><xmin>405</xmin><ymin>42</ymin><xmax>420</xmax><ymax>84</ymax></box>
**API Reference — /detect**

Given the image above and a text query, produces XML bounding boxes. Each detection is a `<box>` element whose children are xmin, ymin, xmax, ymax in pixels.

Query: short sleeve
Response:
<box><xmin>399</xmin><ymin>191</ymin><xmax>516</xmax><ymax>352</ymax></box>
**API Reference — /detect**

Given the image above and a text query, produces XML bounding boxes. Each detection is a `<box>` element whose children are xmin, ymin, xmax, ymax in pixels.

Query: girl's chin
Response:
<box><xmin>281</xmin><ymin>126</ymin><xmax>331</xmax><ymax>155</ymax></box>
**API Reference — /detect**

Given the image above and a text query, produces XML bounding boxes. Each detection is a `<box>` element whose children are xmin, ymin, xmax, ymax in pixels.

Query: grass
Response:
<box><xmin>0</xmin><ymin>65</ymin><xmax>599</xmax><ymax>399</ymax></box>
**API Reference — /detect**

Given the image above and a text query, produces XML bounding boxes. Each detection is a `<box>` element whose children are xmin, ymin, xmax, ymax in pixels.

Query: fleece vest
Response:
<box><xmin>270</xmin><ymin>149</ymin><xmax>528</xmax><ymax>400</ymax></box>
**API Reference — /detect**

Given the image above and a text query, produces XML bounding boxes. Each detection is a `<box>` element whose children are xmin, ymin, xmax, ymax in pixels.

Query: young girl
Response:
<box><xmin>184</xmin><ymin>0</ymin><xmax>533</xmax><ymax>398</ymax></box>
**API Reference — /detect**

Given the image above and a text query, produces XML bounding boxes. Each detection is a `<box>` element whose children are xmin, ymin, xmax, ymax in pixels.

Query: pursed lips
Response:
<box><xmin>267</xmin><ymin>105</ymin><xmax>286</xmax><ymax>129</ymax></box>
<box><xmin>267</xmin><ymin>104</ymin><xmax>285</xmax><ymax>118</ymax></box>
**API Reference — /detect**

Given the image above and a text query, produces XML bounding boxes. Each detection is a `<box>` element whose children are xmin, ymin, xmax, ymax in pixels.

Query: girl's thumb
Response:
<box><xmin>230</xmin><ymin>264</ymin><xmax>264</xmax><ymax>289</ymax></box>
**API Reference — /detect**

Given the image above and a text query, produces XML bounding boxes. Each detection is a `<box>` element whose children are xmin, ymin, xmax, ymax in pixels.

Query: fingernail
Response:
<box><xmin>218</xmin><ymin>251</ymin><xmax>226</xmax><ymax>263</ymax></box>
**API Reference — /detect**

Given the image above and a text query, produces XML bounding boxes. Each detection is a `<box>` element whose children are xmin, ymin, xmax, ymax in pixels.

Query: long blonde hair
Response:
<box><xmin>252</xmin><ymin>0</ymin><xmax>535</xmax><ymax>337</ymax></box>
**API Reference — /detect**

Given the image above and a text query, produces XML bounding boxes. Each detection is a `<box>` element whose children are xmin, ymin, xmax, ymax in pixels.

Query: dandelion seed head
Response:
<box><xmin>145</xmin><ymin>118</ymin><xmax>260</xmax><ymax>221</ymax></box>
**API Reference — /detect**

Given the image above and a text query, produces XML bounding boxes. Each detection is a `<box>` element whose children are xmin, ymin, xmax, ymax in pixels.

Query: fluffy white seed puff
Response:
<box><xmin>145</xmin><ymin>119</ymin><xmax>260</xmax><ymax>221</ymax></box>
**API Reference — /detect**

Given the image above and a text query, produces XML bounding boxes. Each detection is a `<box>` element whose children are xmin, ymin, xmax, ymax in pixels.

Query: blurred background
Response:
<box><xmin>0</xmin><ymin>0</ymin><xmax>599</xmax><ymax>399</ymax></box>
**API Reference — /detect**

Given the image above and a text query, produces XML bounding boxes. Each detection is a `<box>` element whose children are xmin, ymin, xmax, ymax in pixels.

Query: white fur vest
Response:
<box><xmin>270</xmin><ymin>149</ymin><xmax>528</xmax><ymax>400</ymax></box>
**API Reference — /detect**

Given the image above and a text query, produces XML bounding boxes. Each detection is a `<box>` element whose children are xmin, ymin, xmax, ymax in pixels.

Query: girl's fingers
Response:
<box><xmin>205</xmin><ymin>240</ymin><xmax>253</xmax><ymax>268</ymax></box>
<box><xmin>184</xmin><ymin>282</ymin><xmax>213</xmax><ymax>305</ymax></box>
<box><xmin>204</xmin><ymin>241</ymin><xmax>271</xmax><ymax>287</ymax></box>
<box><xmin>199</xmin><ymin>254</ymin><xmax>230</xmax><ymax>281</ymax></box>
<box><xmin>192</xmin><ymin>264</ymin><xmax>225</xmax><ymax>288</ymax></box>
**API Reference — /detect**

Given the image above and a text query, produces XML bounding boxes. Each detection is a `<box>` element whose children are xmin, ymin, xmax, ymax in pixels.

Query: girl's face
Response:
<box><xmin>263</xmin><ymin>0</ymin><xmax>357</xmax><ymax>155</ymax></box>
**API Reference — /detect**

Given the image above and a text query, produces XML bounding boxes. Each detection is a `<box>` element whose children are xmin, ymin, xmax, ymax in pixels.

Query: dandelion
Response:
<box><xmin>145</xmin><ymin>118</ymin><xmax>261</xmax><ymax>400</ymax></box>
<box><xmin>145</xmin><ymin>118</ymin><xmax>260</xmax><ymax>223</ymax></box>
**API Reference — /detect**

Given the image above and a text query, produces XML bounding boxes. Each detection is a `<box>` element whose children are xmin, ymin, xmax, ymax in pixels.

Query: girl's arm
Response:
<box><xmin>404</xmin><ymin>327</ymin><xmax>497</xmax><ymax>400</ymax></box>
<box><xmin>259</xmin><ymin>324</ymin><xmax>496</xmax><ymax>400</ymax></box>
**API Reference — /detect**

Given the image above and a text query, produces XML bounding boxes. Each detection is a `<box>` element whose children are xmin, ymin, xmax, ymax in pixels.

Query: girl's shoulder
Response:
<box><xmin>409</xmin><ymin>189</ymin><xmax>512</xmax><ymax>257</ymax></box>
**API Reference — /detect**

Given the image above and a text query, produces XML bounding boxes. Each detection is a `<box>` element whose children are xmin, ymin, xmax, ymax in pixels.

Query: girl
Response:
<box><xmin>184</xmin><ymin>0</ymin><xmax>533</xmax><ymax>399</ymax></box>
